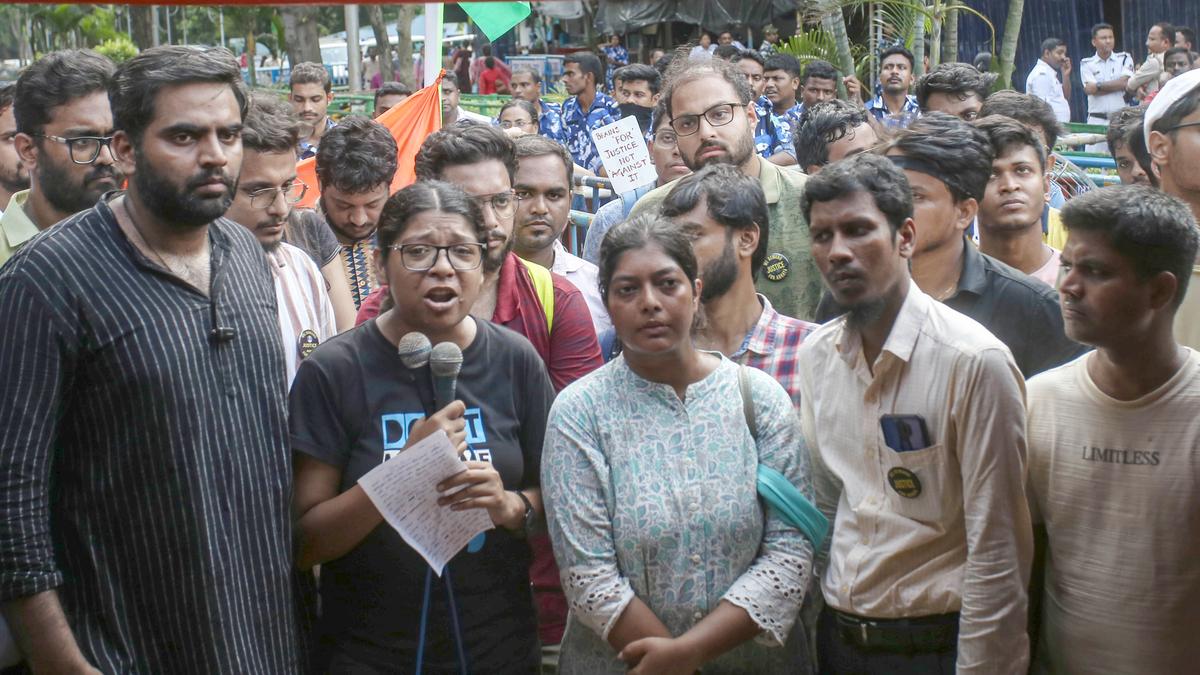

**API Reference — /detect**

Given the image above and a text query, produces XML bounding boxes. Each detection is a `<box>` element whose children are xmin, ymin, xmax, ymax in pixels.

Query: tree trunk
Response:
<box><xmin>130</xmin><ymin>5</ymin><xmax>155</xmax><ymax>51</ymax></box>
<box><xmin>393</xmin><ymin>3</ymin><xmax>418</xmax><ymax>88</ymax></box>
<box><xmin>368</xmin><ymin>5</ymin><xmax>395</xmax><ymax>83</ymax></box>
<box><xmin>998</xmin><ymin>0</ymin><xmax>1025</xmax><ymax>90</ymax></box>
<box><xmin>941</xmin><ymin>1</ymin><xmax>959</xmax><ymax>65</ymax></box>
<box><xmin>824</xmin><ymin>8</ymin><xmax>855</xmax><ymax>99</ymax></box>
<box><xmin>246</xmin><ymin>27</ymin><xmax>257</xmax><ymax>87</ymax></box>
<box><xmin>280</xmin><ymin>5</ymin><xmax>322</xmax><ymax>67</ymax></box>
<box><xmin>912</xmin><ymin>6</ymin><xmax>927</xmax><ymax>78</ymax></box>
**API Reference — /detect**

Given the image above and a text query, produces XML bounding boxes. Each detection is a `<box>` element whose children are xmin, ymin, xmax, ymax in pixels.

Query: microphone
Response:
<box><xmin>398</xmin><ymin>332</ymin><xmax>432</xmax><ymax>369</ymax></box>
<box><xmin>430</xmin><ymin>342</ymin><xmax>464</xmax><ymax>410</ymax></box>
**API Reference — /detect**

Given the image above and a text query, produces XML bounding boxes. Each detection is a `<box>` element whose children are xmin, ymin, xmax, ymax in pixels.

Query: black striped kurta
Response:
<box><xmin>0</xmin><ymin>199</ymin><xmax>305</xmax><ymax>673</ymax></box>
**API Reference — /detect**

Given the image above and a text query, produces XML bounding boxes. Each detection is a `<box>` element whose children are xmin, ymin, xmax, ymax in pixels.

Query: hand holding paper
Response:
<box><xmin>358</xmin><ymin>430</ymin><xmax>493</xmax><ymax>574</ymax></box>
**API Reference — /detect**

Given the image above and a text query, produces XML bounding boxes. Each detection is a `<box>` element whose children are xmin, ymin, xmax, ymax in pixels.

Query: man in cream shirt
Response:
<box><xmin>1026</xmin><ymin>185</ymin><xmax>1200</xmax><ymax>673</ymax></box>
<box><xmin>797</xmin><ymin>154</ymin><xmax>1032</xmax><ymax>674</ymax></box>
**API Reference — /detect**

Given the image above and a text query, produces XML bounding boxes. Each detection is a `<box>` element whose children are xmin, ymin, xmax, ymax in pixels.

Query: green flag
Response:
<box><xmin>459</xmin><ymin>2</ymin><xmax>531</xmax><ymax>41</ymax></box>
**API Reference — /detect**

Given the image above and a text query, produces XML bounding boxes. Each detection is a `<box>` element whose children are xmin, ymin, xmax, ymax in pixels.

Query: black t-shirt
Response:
<box><xmin>289</xmin><ymin>318</ymin><xmax>555</xmax><ymax>673</ymax></box>
<box><xmin>284</xmin><ymin>208</ymin><xmax>340</xmax><ymax>268</ymax></box>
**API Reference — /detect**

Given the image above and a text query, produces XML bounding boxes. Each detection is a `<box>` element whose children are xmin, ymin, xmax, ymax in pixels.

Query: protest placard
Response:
<box><xmin>591</xmin><ymin>116</ymin><xmax>658</xmax><ymax>194</ymax></box>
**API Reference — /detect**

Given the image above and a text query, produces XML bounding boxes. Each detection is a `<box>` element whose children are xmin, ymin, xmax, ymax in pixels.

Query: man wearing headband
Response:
<box><xmin>1145</xmin><ymin>68</ymin><xmax>1200</xmax><ymax>349</ymax></box>
<box><xmin>876</xmin><ymin>113</ymin><xmax>1085</xmax><ymax>377</ymax></box>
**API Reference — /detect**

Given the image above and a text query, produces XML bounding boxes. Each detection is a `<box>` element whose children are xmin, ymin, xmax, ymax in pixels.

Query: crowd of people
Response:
<box><xmin>0</xmin><ymin>16</ymin><xmax>1198</xmax><ymax>675</ymax></box>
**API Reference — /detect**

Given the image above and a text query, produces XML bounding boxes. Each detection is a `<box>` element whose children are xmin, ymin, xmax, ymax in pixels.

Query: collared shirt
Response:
<box><xmin>297</xmin><ymin>116</ymin><xmax>337</xmax><ymax>160</ymax></box>
<box><xmin>550</xmin><ymin>239</ymin><xmax>610</xmax><ymax>336</ymax></box>
<box><xmin>759</xmin><ymin>40</ymin><xmax>778</xmax><ymax>56</ymax></box>
<box><xmin>538</xmin><ymin>98</ymin><xmax>565</xmax><ymax>142</ymax></box>
<box><xmin>268</xmin><ymin>241</ymin><xmax>338</xmax><ymax>384</ymax></box>
<box><xmin>559</xmin><ymin>91</ymin><xmax>622</xmax><ymax>172</ymax></box>
<box><xmin>632</xmin><ymin>156</ymin><xmax>823</xmax><ymax>321</ymax></box>
<box><xmin>732</xmin><ymin>294</ymin><xmax>817</xmax><ymax>406</ymax></box>
<box><xmin>753</xmin><ymin>96</ymin><xmax>795</xmax><ymax>159</ymax></box>
<box><xmin>0</xmin><ymin>190</ymin><xmax>38</xmax><ymax>267</ymax></box>
<box><xmin>798</xmin><ymin>282</ymin><xmax>1032</xmax><ymax>674</ymax></box>
<box><xmin>1128</xmin><ymin>51</ymin><xmax>1166</xmax><ymax>96</ymax></box>
<box><xmin>0</xmin><ymin>199</ymin><xmax>304</xmax><ymax>672</ymax></box>
<box><xmin>602</xmin><ymin>45</ymin><xmax>629</xmax><ymax>90</ymax></box>
<box><xmin>1080</xmin><ymin>51</ymin><xmax>1134</xmax><ymax>117</ymax></box>
<box><xmin>865</xmin><ymin>94</ymin><xmax>920</xmax><ymax>127</ymax></box>
<box><xmin>1026</xmin><ymin>59</ymin><xmax>1071</xmax><ymax>122</ymax></box>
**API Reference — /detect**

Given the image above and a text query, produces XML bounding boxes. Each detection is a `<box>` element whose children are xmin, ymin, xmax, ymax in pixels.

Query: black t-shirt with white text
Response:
<box><xmin>289</xmin><ymin>318</ymin><xmax>555</xmax><ymax>673</ymax></box>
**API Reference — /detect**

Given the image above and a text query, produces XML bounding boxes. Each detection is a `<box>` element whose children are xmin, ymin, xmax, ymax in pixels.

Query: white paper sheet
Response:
<box><xmin>358</xmin><ymin>430</ymin><xmax>494</xmax><ymax>575</ymax></box>
<box><xmin>591</xmin><ymin>115</ymin><xmax>659</xmax><ymax>193</ymax></box>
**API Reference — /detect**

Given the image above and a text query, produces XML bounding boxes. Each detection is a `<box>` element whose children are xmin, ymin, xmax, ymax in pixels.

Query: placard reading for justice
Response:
<box><xmin>591</xmin><ymin>115</ymin><xmax>659</xmax><ymax>194</ymax></box>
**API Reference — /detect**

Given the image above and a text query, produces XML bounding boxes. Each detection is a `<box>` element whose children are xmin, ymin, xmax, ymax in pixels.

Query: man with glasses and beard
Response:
<box><xmin>315</xmin><ymin>116</ymin><xmax>398</xmax><ymax>309</ymax></box>
<box><xmin>1</xmin><ymin>50</ymin><xmax>124</xmax><ymax>266</ymax></box>
<box><xmin>0</xmin><ymin>85</ymin><xmax>29</xmax><ymax>215</ymax></box>
<box><xmin>630</xmin><ymin>57</ymin><xmax>822</xmax><ymax>321</ymax></box>
<box><xmin>225</xmin><ymin>93</ymin><xmax>337</xmax><ymax>384</ymax></box>
<box><xmin>0</xmin><ymin>46</ymin><xmax>305</xmax><ymax>673</ymax></box>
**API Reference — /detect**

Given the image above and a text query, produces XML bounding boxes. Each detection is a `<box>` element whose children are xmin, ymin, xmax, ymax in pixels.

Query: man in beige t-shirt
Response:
<box><xmin>1027</xmin><ymin>185</ymin><xmax>1200</xmax><ymax>674</ymax></box>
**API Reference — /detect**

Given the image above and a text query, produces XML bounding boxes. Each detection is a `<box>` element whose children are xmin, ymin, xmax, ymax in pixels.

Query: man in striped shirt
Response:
<box><xmin>226</xmin><ymin>93</ymin><xmax>337</xmax><ymax>384</ymax></box>
<box><xmin>0</xmin><ymin>46</ymin><xmax>305</xmax><ymax>673</ymax></box>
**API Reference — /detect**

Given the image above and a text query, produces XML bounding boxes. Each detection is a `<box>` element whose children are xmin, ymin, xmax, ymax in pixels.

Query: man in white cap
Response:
<box><xmin>1145</xmin><ymin>68</ymin><xmax>1200</xmax><ymax>348</ymax></box>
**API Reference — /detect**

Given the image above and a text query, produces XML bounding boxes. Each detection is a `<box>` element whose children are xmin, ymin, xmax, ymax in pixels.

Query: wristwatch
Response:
<box><xmin>512</xmin><ymin>490</ymin><xmax>535</xmax><ymax>537</ymax></box>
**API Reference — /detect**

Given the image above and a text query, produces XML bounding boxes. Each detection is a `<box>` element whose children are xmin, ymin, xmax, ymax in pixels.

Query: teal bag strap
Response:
<box><xmin>738</xmin><ymin>366</ymin><xmax>829</xmax><ymax>550</ymax></box>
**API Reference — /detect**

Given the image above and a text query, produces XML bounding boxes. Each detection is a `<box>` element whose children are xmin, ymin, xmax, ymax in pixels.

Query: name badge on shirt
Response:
<box><xmin>298</xmin><ymin>329</ymin><xmax>320</xmax><ymax>360</ymax></box>
<box><xmin>887</xmin><ymin>467</ymin><xmax>922</xmax><ymax>498</ymax></box>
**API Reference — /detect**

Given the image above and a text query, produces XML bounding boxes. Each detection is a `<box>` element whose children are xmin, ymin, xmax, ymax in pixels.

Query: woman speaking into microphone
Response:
<box><xmin>288</xmin><ymin>180</ymin><xmax>556</xmax><ymax>673</ymax></box>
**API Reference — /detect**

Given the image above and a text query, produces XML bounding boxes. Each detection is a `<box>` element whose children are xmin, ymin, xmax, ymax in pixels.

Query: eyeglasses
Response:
<box><xmin>36</xmin><ymin>134</ymin><xmax>115</xmax><ymax>165</ymax></box>
<box><xmin>247</xmin><ymin>182</ymin><xmax>308</xmax><ymax>209</ymax></box>
<box><xmin>388</xmin><ymin>243</ymin><xmax>486</xmax><ymax>271</ymax></box>
<box><xmin>499</xmin><ymin>119</ymin><xmax>534</xmax><ymax>129</ymax></box>
<box><xmin>653</xmin><ymin>131</ymin><xmax>678</xmax><ymax>149</ymax></box>
<box><xmin>1166</xmin><ymin>121</ymin><xmax>1200</xmax><ymax>133</ymax></box>
<box><xmin>470</xmin><ymin>191</ymin><xmax>518</xmax><ymax>218</ymax></box>
<box><xmin>669</xmin><ymin>102</ymin><xmax>745</xmax><ymax>137</ymax></box>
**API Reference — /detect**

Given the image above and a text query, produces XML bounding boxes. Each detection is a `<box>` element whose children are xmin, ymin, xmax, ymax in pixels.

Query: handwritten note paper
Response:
<box><xmin>591</xmin><ymin>115</ymin><xmax>659</xmax><ymax>194</ymax></box>
<box><xmin>358</xmin><ymin>430</ymin><xmax>494</xmax><ymax>575</ymax></box>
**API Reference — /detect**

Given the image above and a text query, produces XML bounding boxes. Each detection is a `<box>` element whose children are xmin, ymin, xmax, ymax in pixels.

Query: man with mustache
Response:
<box><xmin>865</xmin><ymin>46</ymin><xmax>920</xmax><ymax>128</ymax></box>
<box><xmin>798</xmin><ymin>153</ymin><xmax>1032</xmax><ymax>675</ymax></box>
<box><xmin>289</xmin><ymin>61</ymin><xmax>336</xmax><ymax>160</ymax></box>
<box><xmin>225</xmin><ymin>93</ymin><xmax>337</xmax><ymax>383</ymax></box>
<box><xmin>0</xmin><ymin>46</ymin><xmax>305</xmax><ymax>673</ymax></box>
<box><xmin>1</xmin><ymin>50</ymin><xmax>124</xmax><ymax>266</ymax></box>
<box><xmin>0</xmin><ymin>85</ymin><xmax>28</xmax><ymax>215</ymax></box>
<box><xmin>630</xmin><ymin>57</ymin><xmax>822</xmax><ymax>321</ymax></box>
<box><xmin>976</xmin><ymin>116</ymin><xmax>1062</xmax><ymax>287</ymax></box>
<box><xmin>315</xmin><ymin>116</ymin><xmax>398</xmax><ymax>309</ymax></box>
<box><xmin>512</xmin><ymin>134</ymin><xmax>610</xmax><ymax>335</ymax></box>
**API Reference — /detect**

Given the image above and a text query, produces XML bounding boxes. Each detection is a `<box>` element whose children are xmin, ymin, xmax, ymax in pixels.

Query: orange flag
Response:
<box><xmin>295</xmin><ymin>70</ymin><xmax>445</xmax><ymax>209</ymax></box>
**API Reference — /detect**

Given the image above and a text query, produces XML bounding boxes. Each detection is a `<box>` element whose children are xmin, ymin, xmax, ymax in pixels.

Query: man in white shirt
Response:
<box><xmin>1127</xmin><ymin>21</ymin><xmax>1174</xmax><ymax>98</ymax></box>
<box><xmin>225</xmin><ymin>94</ymin><xmax>336</xmax><ymax>384</ymax></box>
<box><xmin>441</xmin><ymin>72</ymin><xmax>492</xmax><ymax>126</ymax></box>
<box><xmin>1026</xmin><ymin>37</ymin><xmax>1072</xmax><ymax>123</ymax></box>
<box><xmin>1026</xmin><ymin>185</ymin><xmax>1200</xmax><ymax>674</ymax></box>
<box><xmin>1080</xmin><ymin>22</ymin><xmax>1133</xmax><ymax>149</ymax></box>
<box><xmin>798</xmin><ymin>153</ymin><xmax>1032</xmax><ymax>674</ymax></box>
<box><xmin>511</xmin><ymin>134</ymin><xmax>610</xmax><ymax>335</ymax></box>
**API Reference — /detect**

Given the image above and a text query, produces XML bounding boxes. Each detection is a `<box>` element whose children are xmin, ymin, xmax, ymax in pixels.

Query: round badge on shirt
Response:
<box><xmin>298</xmin><ymin>329</ymin><xmax>320</xmax><ymax>360</ymax></box>
<box><xmin>887</xmin><ymin>467</ymin><xmax>922</xmax><ymax>498</ymax></box>
<box><xmin>763</xmin><ymin>252</ymin><xmax>790</xmax><ymax>281</ymax></box>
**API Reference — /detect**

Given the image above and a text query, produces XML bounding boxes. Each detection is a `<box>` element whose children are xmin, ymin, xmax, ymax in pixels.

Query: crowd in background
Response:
<box><xmin>0</xmin><ymin>13</ymin><xmax>1199</xmax><ymax>675</ymax></box>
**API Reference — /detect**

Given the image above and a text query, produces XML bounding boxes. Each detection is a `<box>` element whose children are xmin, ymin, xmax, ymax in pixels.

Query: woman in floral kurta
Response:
<box><xmin>542</xmin><ymin>215</ymin><xmax>815</xmax><ymax>674</ymax></box>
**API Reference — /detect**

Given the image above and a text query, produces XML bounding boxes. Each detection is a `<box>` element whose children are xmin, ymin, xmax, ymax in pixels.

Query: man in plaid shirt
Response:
<box><xmin>659</xmin><ymin>164</ymin><xmax>816</xmax><ymax>405</ymax></box>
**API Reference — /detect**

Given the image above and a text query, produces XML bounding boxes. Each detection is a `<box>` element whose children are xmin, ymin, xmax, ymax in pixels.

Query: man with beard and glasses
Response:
<box><xmin>225</xmin><ymin>93</ymin><xmax>336</xmax><ymax>383</ymax></box>
<box><xmin>315</xmin><ymin>116</ymin><xmax>397</xmax><ymax>309</ymax></box>
<box><xmin>0</xmin><ymin>46</ymin><xmax>306</xmax><ymax>673</ymax></box>
<box><xmin>630</xmin><ymin>57</ymin><xmax>822</xmax><ymax>321</ymax></box>
<box><xmin>0</xmin><ymin>85</ymin><xmax>28</xmax><ymax>215</ymax></box>
<box><xmin>1</xmin><ymin>50</ymin><xmax>123</xmax><ymax>266</ymax></box>
<box><xmin>798</xmin><ymin>153</ymin><xmax>1032</xmax><ymax>675</ymax></box>
<box><xmin>512</xmin><ymin>134</ymin><xmax>610</xmax><ymax>335</ymax></box>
